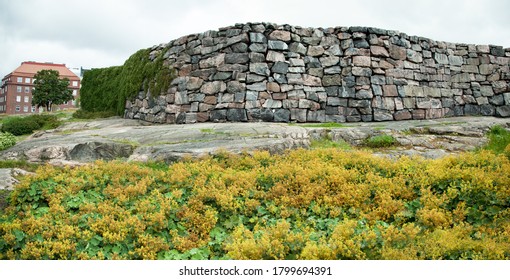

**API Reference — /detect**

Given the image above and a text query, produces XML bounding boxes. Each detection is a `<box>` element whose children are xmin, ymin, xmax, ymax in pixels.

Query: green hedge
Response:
<box><xmin>0</xmin><ymin>115</ymin><xmax>61</xmax><ymax>136</ymax></box>
<box><xmin>80</xmin><ymin>48</ymin><xmax>175</xmax><ymax>115</ymax></box>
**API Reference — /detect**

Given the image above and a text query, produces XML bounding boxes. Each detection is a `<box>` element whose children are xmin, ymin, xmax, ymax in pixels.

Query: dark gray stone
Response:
<box><xmin>210</xmin><ymin>110</ymin><xmax>227</xmax><ymax>121</ymax></box>
<box><xmin>307</xmin><ymin>110</ymin><xmax>326</xmax><ymax>122</ymax></box>
<box><xmin>490</xmin><ymin>46</ymin><xmax>505</xmax><ymax>56</ymax></box>
<box><xmin>272</xmin><ymin>62</ymin><xmax>289</xmax><ymax>74</ymax></box>
<box><xmin>274</xmin><ymin>109</ymin><xmax>291</xmax><ymax>122</ymax></box>
<box><xmin>176</xmin><ymin>112</ymin><xmax>187</xmax><ymax>124</ymax></box>
<box><xmin>464</xmin><ymin>104</ymin><xmax>481</xmax><ymax>115</ymax></box>
<box><xmin>489</xmin><ymin>94</ymin><xmax>505</xmax><ymax>106</ymax></box>
<box><xmin>353</xmin><ymin>39</ymin><xmax>369</xmax><ymax>48</ymax></box>
<box><xmin>249</xmin><ymin>108</ymin><xmax>273</xmax><ymax>121</ymax></box>
<box><xmin>496</xmin><ymin>105</ymin><xmax>510</xmax><ymax>117</ymax></box>
<box><xmin>227</xmin><ymin>109</ymin><xmax>248</xmax><ymax>122</ymax></box>
<box><xmin>480</xmin><ymin>104</ymin><xmax>495</xmax><ymax>116</ymax></box>
<box><xmin>225</xmin><ymin>53</ymin><xmax>250</xmax><ymax>64</ymax></box>
<box><xmin>325</xmin><ymin>86</ymin><xmax>339</xmax><ymax>97</ymax></box>
<box><xmin>249</xmin><ymin>43</ymin><xmax>267</xmax><ymax>52</ymax></box>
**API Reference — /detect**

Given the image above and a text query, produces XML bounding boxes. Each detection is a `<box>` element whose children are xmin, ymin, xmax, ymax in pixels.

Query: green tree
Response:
<box><xmin>32</xmin><ymin>69</ymin><xmax>73</xmax><ymax>111</ymax></box>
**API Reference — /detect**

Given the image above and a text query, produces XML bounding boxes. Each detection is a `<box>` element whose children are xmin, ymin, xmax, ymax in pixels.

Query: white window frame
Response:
<box><xmin>16</xmin><ymin>95</ymin><xmax>21</xmax><ymax>102</ymax></box>
<box><xmin>23</xmin><ymin>106</ymin><xmax>28</xmax><ymax>112</ymax></box>
<box><xmin>24</xmin><ymin>96</ymin><xmax>29</xmax><ymax>103</ymax></box>
<box><xmin>24</xmin><ymin>87</ymin><xmax>29</xmax><ymax>93</ymax></box>
<box><xmin>17</xmin><ymin>86</ymin><xmax>22</xmax><ymax>93</ymax></box>
<box><xmin>31</xmin><ymin>106</ymin><xmax>36</xmax><ymax>112</ymax></box>
<box><xmin>15</xmin><ymin>105</ymin><xmax>20</xmax><ymax>112</ymax></box>
<box><xmin>72</xmin><ymin>89</ymin><xmax>77</xmax><ymax>96</ymax></box>
<box><xmin>72</xmin><ymin>81</ymin><xmax>78</xmax><ymax>87</ymax></box>
<box><xmin>17</xmin><ymin>77</ymin><xmax>22</xmax><ymax>83</ymax></box>
<box><xmin>25</xmin><ymin>77</ymin><xmax>30</xmax><ymax>83</ymax></box>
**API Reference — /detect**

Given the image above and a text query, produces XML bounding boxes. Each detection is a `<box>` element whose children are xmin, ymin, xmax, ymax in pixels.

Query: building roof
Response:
<box><xmin>7</xmin><ymin>61</ymin><xmax>80</xmax><ymax>79</ymax></box>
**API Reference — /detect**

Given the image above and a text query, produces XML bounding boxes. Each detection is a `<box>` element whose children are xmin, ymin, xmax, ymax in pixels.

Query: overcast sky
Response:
<box><xmin>0</xmin><ymin>0</ymin><xmax>508</xmax><ymax>78</ymax></box>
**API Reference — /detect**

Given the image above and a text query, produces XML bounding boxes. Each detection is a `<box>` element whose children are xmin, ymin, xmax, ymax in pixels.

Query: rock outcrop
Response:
<box><xmin>124</xmin><ymin>22</ymin><xmax>510</xmax><ymax>124</ymax></box>
<box><xmin>1</xmin><ymin>117</ymin><xmax>509</xmax><ymax>165</ymax></box>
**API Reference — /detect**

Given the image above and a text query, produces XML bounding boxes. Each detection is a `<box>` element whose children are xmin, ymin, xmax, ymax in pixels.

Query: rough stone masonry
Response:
<box><xmin>124</xmin><ymin>23</ymin><xmax>510</xmax><ymax>124</ymax></box>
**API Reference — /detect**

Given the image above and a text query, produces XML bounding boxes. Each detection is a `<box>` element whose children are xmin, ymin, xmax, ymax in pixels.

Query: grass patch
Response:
<box><xmin>483</xmin><ymin>125</ymin><xmax>510</xmax><ymax>154</ymax></box>
<box><xmin>200</xmin><ymin>128</ymin><xmax>215</xmax><ymax>133</ymax></box>
<box><xmin>310</xmin><ymin>136</ymin><xmax>351</xmax><ymax>150</ymax></box>
<box><xmin>365</xmin><ymin>134</ymin><xmax>397</xmax><ymax>148</ymax></box>
<box><xmin>0</xmin><ymin>160</ymin><xmax>39</xmax><ymax>172</ymax></box>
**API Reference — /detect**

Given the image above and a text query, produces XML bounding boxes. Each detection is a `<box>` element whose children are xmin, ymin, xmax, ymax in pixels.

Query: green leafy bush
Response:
<box><xmin>365</xmin><ymin>134</ymin><xmax>397</xmax><ymax>148</ymax></box>
<box><xmin>0</xmin><ymin>115</ymin><xmax>61</xmax><ymax>136</ymax></box>
<box><xmin>1</xmin><ymin>118</ymin><xmax>40</xmax><ymax>136</ymax></box>
<box><xmin>25</xmin><ymin>115</ymin><xmax>61</xmax><ymax>130</ymax></box>
<box><xmin>0</xmin><ymin>132</ymin><xmax>16</xmax><ymax>151</ymax></box>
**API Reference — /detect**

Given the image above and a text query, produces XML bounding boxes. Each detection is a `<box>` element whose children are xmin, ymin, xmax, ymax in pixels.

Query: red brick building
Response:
<box><xmin>0</xmin><ymin>61</ymin><xmax>80</xmax><ymax>114</ymax></box>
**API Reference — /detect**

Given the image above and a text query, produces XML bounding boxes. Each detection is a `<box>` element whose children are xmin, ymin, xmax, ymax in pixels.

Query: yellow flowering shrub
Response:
<box><xmin>1</xmin><ymin>148</ymin><xmax>509</xmax><ymax>259</ymax></box>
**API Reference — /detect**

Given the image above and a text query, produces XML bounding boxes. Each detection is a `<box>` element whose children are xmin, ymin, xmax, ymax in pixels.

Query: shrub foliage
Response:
<box><xmin>1</xmin><ymin>115</ymin><xmax>61</xmax><ymax>136</ymax></box>
<box><xmin>1</xmin><ymin>148</ymin><xmax>510</xmax><ymax>260</ymax></box>
<box><xmin>0</xmin><ymin>132</ymin><xmax>16</xmax><ymax>151</ymax></box>
<box><xmin>80</xmin><ymin>48</ymin><xmax>175</xmax><ymax>115</ymax></box>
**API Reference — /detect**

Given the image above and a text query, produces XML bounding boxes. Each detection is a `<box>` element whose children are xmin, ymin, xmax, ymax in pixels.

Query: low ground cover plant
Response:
<box><xmin>0</xmin><ymin>132</ymin><xmax>16</xmax><ymax>151</ymax></box>
<box><xmin>1</xmin><ymin>146</ymin><xmax>509</xmax><ymax>260</ymax></box>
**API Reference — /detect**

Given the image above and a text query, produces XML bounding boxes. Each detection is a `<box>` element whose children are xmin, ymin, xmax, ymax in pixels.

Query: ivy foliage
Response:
<box><xmin>80</xmin><ymin>47</ymin><xmax>175</xmax><ymax>115</ymax></box>
<box><xmin>1</xmin><ymin>148</ymin><xmax>510</xmax><ymax>260</ymax></box>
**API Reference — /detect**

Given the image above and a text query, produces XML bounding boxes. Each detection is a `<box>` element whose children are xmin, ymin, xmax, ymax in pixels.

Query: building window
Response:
<box><xmin>31</xmin><ymin>106</ymin><xmax>36</xmax><ymax>112</ymax></box>
<box><xmin>25</xmin><ymin>78</ymin><xmax>31</xmax><ymax>84</ymax></box>
<box><xmin>72</xmin><ymin>100</ymin><xmax>76</xmax><ymax>106</ymax></box>
<box><xmin>17</xmin><ymin>86</ymin><xmax>22</xmax><ymax>93</ymax></box>
<box><xmin>17</xmin><ymin>77</ymin><xmax>22</xmax><ymax>83</ymax></box>
<box><xmin>24</xmin><ymin>96</ymin><xmax>29</xmax><ymax>103</ymax></box>
<box><xmin>15</xmin><ymin>105</ymin><xmax>20</xmax><ymax>112</ymax></box>
<box><xmin>24</xmin><ymin>87</ymin><xmax>29</xmax><ymax>93</ymax></box>
<box><xmin>16</xmin><ymin>96</ymin><xmax>21</xmax><ymax>102</ymax></box>
<box><xmin>72</xmin><ymin>81</ymin><xmax>78</xmax><ymax>87</ymax></box>
<box><xmin>23</xmin><ymin>106</ymin><xmax>28</xmax><ymax>112</ymax></box>
<box><xmin>0</xmin><ymin>97</ymin><xmax>3</xmax><ymax>102</ymax></box>
<box><xmin>72</xmin><ymin>90</ymin><xmax>77</xmax><ymax>96</ymax></box>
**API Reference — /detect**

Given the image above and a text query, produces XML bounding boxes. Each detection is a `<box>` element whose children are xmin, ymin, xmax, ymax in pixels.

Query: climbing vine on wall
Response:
<box><xmin>80</xmin><ymin>47</ymin><xmax>175</xmax><ymax>115</ymax></box>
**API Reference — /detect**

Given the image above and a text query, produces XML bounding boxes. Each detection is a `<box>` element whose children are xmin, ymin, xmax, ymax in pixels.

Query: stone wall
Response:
<box><xmin>124</xmin><ymin>23</ymin><xmax>510</xmax><ymax>123</ymax></box>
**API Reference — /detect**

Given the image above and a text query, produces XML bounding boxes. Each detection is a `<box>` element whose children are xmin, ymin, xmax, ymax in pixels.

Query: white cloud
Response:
<box><xmin>0</xmin><ymin>0</ymin><xmax>508</xmax><ymax>78</ymax></box>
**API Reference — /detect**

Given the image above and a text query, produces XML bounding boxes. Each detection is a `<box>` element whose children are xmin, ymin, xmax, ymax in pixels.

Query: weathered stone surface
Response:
<box><xmin>225</xmin><ymin>53</ymin><xmax>249</xmax><ymax>64</ymax></box>
<box><xmin>269</xmin><ymin>30</ymin><xmax>291</xmax><ymax>41</ymax></box>
<box><xmin>268</xmin><ymin>40</ymin><xmax>288</xmax><ymax>50</ymax></box>
<box><xmin>353</xmin><ymin>56</ymin><xmax>371</xmax><ymax>67</ymax></box>
<box><xmin>271</xmin><ymin>62</ymin><xmax>289</xmax><ymax>74</ymax></box>
<box><xmin>389</xmin><ymin>45</ymin><xmax>407</xmax><ymax>60</ymax></box>
<box><xmin>123</xmin><ymin>22</ymin><xmax>510</xmax><ymax>126</ymax></box>
<box><xmin>370</xmin><ymin>46</ymin><xmax>389</xmax><ymax>57</ymax></box>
